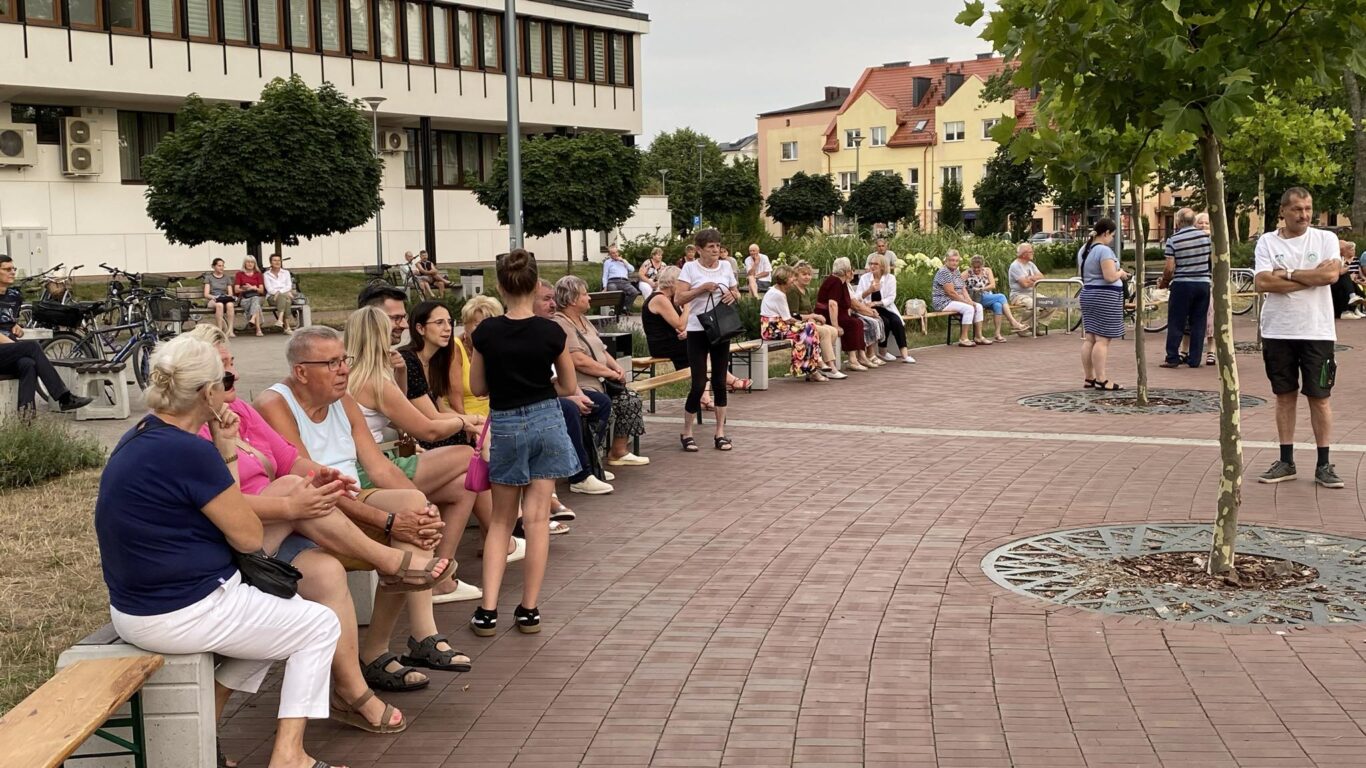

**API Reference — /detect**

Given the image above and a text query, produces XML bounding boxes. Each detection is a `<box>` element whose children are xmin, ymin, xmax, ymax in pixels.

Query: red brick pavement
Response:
<box><xmin>220</xmin><ymin>317</ymin><xmax>1366</xmax><ymax>767</ymax></box>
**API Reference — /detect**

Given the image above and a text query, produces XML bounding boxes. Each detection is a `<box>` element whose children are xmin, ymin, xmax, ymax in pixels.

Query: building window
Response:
<box><xmin>222</xmin><ymin>0</ymin><xmax>250</xmax><ymax>43</ymax></box>
<box><xmin>404</xmin><ymin>3</ymin><xmax>425</xmax><ymax>61</ymax></box>
<box><xmin>611</xmin><ymin>32</ymin><xmax>628</xmax><ymax>84</ymax></box>
<box><xmin>571</xmin><ymin>27</ymin><xmax>587</xmax><ymax>80</ymax></box>
<box><xmin>526</xmin><ymin>20</ymin><xmax>544</xmax><ymax>75</ymax></box>
<box><xmin>844</xmin><ymin>129</ymin><xmax>861</xmax><ymax>149</ymax></box>
<box><xmin>591</xmin><ymin>30</ymin><xmax>607</xmax><ymax>82</ymax></box>
<box><xmin>110</xmin><ymin>0</ymin><xmax>140</xmax><ymax>31</ymax></box>
<box><xmin>289</xmin><ymin>0</ymin><xmax>314</xmax><ymax>51</ymax></box>
<box><xmin>377</xmin><ymin>0</ymin><xmax>398</xmax><ymax>59</ymax></box>
<box><xmin>68</xmin><ymin>0</ymin><xmax>100</xmax><ymax>29</ymax></box>
<box><xmin>780</xmin><ymin>141</ymin><xmax>798</xmax><ymax>161</ymax></box>
<box><xmin>0</xmin><ymin>0</ymin><xmax>13</xmax><ymax>21</ymax></box>
<box><xmin>456</xmin><ymin>9</ymin><xmax>474</xmax><ymax>67</ymax></box>
<box><xmin>257</xmin><ymin>0</ymin><xmax>282</xmax><ymax>47</ymax></box>
<box><xmin>118</xmin><ymin>111</ymin><xmax>174</xmax><ymax>184</ymax></box>
<box><xmin>870</xmin><ymin>126</ymin><xmax>887</xmax><ymax>147</ymax></box>
<box><xmin>982</xmin><ymin>118</ymin><xmax>1000</xmax><ymax>139</ymax></box>
<box><xmin>319</xmin><ymin>0</ymin><xmax>343</xmax><ymax>51</ymax></box>
<box><xmin>428</xmin><ymin>130</ymin><xmax>496</xmax><ymax>188</ymax></box>
<box><xmin>431</xmin><ymin>5</ymin><xmax>450</xmax><ymax>64</ymax></box>
<box><xmin>23</xmin><ymin>0</ymin><xmax>58</xmax><ymax>24</ymax></box>
<box><xmin>549</xmin><ymin>23</ymin><xmax>566</xmax><ymax>77</ymax></box>
<box><xmin>10</xmin><ymin>105</ymin><xmax>74</xmax><ymax>145</ymax></box>
<box><xmin>942</xmin><ymin>166</ymin><xmax>962</xmax><ymax>186</ymax></box>
<box><xmin>907</xmin><ymin>167</ymin><xmax>919</xmax><ymax>197</ymax></box>
<box><xmin>944</xmin><ymin>121</ymin><xmax>965</xmax><ymax>142</ymax></box>
<box><xmin>781</xmin><ymin>178</ymin><xmax>792</xmax><ymax>188</ymax></box>
<box><xmin>148</xmin><ymin>0</ymin><xmax>175</xmax><ymax>34</ymax></box>
<box><xmin>404</xmin><ymin>127</ymin><xmax>422</xmax><ymax>187</ymax></box>
<box><xmin>839</xmin><ymin>172</ymin><xmax>858</xmax><ymax>192</ymax></box>
<box><xmin>186</xmin><ymin>0</ymin><xmax>216</xmax><ymax>39</ymax></box>
<box><xmin>349</xmin><ymin>0</ymin><xmax>370</xmax><ymax>56</ymax></box>
<box><xmin>480</xmin><ymin>12</ymin><xmax>500</xmax><ymax>71</ymax></box>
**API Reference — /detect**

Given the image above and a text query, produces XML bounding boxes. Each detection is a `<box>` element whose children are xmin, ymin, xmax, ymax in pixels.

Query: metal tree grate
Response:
<box><xmin>981</xmin><ymin>524</ymin><xmax>1366</xmax><ymax>625</ymax></box>
<box><xmin>1017</xmin><ymin>389</ymin><xmax>1266</xmax><ymax>415</ymax></box>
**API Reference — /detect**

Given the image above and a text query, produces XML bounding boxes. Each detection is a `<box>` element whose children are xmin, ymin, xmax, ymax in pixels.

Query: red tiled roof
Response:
<box><xmin>820</xmin><ymin>57</ymin><xmax>1038</xmax><ymax>154</ymax></box>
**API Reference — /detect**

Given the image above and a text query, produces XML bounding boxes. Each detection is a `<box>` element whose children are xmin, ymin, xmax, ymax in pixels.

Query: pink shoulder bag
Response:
<box><xmin>464</xmin><ymin>419</ymin><xmax>491</xmax><ymax>492</ymax></box>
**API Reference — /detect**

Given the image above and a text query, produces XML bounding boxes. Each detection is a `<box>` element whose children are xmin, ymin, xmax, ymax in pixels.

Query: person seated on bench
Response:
<box><xmin>554</xmin><ymin>275</ymin><xmax>650</xmax><ymax>468</ymax></box>
<box><xmin>638</xmin><ymin>247</ymin><xmax>666</xmax><ymax>298</ymax></box>
<box><xmin>414</xmin><ymin>251</ymin><xmax>449</xmax><ymax>298</ymax></box>
<box><xmin>675</xmin><ymin>243</ymin><xmax>697</xmax><ymax>269</ymax></box>
<box><xmin>933</xmin><ymin>249</ymin><xmax>991</xmax><ymax>347</ymax></box>
<box><xmin>964</xmin><ymin>254</ymin><xmax>1030</xmax><ymax>342</ymax></box>
<box><xmin>264</xmin><ymin>254</ymin><xmax>297</xmax><ymax>334</ymax></box>
<box><xmin>856</xmin><ymin>254</ymin><xmax>916</xmax><ymax>363</ymax></box>
<box><xmin>1007</xmin><ymin>242</ymin><xmax>1048</xmax><ymax>324</ymax></box>
<box><xmin>0</xmin><ymin>255</ymin><xmax>92</xmax><ymax>414</ymax></box>
<box><xmin>761</xmin><ymin>265</ymin><xmax>832</xmax><ymax>382</ymax></box>
<box><xmin>256</xmin><ymin>327</ymin><xmax>475</xmax><ymax>705</ymax></box>
<box><xmin>235</xmin><ymin>257</ymin><xmax>266</xmax><ymax>337</ymax></box>
<box><xmin>96</xmin><ymin>334</ymin><xmax>345</xmax><ymax>768</ymax></box>
<box><xmin>203</xmin><ymin>258</ymin><xmax>238</xmax><ymax>338</ymax></box>
<box><xmin>601</xmin><ymin>244</ymin><xmax>641</xmax><ymax>311</ymax></box>
<box><xmin>188</xmin><ymin>324</ymin><xmax>453</xmax><ymax>736</ymax></box>
<box><xmin>744</xmin><ymin>244</ymin><xmax>773</xmax><ymax>299</ymax></box>
<box><xmin>818</xmin><ymin>258</ymin><xmax>877</xmax><ymax>370</ymax></box>
<box><xmin>788</xmin><ymin>261</ymin><xmax>841</xmax><ymax>374</ymax></box>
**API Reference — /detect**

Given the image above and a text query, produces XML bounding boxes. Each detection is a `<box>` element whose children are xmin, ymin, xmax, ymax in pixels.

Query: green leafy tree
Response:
<box><xmin>843</xmin><ymin>171</ymin><xmax>918</xmax><ymax>232</ymax></box>
<box><xmin>144</xmin><ymin>76</ymin><xmax>382</xmax><ymax>259</ymax></box>
<box><xmin>475</xmin><ymin>132</ymin><xmax>643</xmax><ymax>271</ymax></box>
<box><xmin>964</xmin><ymin>0</ymin><xmax>1366</xmax><ymax>573</ymax></box>
<box><xmin>938</xmin><ymin>178</ymin><xmax>965</xmax><ymax>228</ymax></box>
<box><xmin>764</xmin><ymin>172</ymin><xmax>842</xmax><ymax>235</ymax></box>
<box><xmin>641</xmin><ymin>128</ymin><xmax>726</xmax><ymax>233</ymax></box>
<box><xmin>973</xmin><ymin>143</ymin><xmax>1047</xmax><ymax>241</ymax></box>
<box><xmin>702</xmin><ymin>157</ymin><xmax>762</xmax><ymax>235</ymax></box>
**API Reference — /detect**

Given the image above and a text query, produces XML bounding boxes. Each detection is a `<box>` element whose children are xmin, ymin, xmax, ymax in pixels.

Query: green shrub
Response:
<box><xmin>0</xmin><ymin>417</ymin><xmax>105</xmax><ymax>489</ymax></box>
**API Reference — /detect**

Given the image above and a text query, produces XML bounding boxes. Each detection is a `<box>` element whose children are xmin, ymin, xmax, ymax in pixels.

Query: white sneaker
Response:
<box><xmin>1342</xmin><ymin>312</ymin><xmax>1361</xmax><ymax>321</ymax></box>
<box><xmin>431</xmin><ymin>579</ymin><xmax>483</xmax><ymax>605</ymax></box>
<box><xmin>825</xmin><ymin>369</ymin><xmax>848</xmax><ymax>380</ymax></box>
<box><xmin>570</xmin><ymin>475</ymin><xmax>614</xmax><ymax>495</ymax></box>
<box><xmin>602</xmin><ymin>470</ymin><xmax>616</xmax><ymax>481</ymax></box>
<box><xmin>902</xmin><ymin>355</ymin><xmax>917</xmax><ymax>364</ymax></box>
<box><xmin>880</xmin><ymin>351</ymin><xmax>897</xmax><ymax>361</ymax></box>
<box><xmin>506</xmin><ymin>536</ymin><xmax>526</xmax><ymax>563</ymax></box>
<box><xmin>607</xmin><ymin>452</ymin><xmax>650</xmax><ymax>466</ymax></box>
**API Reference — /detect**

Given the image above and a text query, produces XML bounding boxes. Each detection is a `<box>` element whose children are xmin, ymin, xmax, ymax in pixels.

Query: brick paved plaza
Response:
<box><xmin>215</xmin><ymin>318</ymin><xmax>1366</xmax><ymax>767</ymax></box>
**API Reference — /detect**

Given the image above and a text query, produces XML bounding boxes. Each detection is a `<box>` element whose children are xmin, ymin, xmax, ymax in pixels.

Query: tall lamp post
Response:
<box><xmin>362</xmin><ymin>96</ymin><xmax>386</xmax><ymax>272</ymax></box>
<box><xmin>504</xmin><ymin>0</ymin><xmax>523</xmax><ymax>250</ymax></box>
<box><xmin>658</xmin><ymin>168</ymin><xmax>669</xmax><ymax>197</ymax></box>
<box><xmin>696</xmin><ymin>141</ymin><xmax>707</xmax><ymax>230</ymax></box>
<box><xmin>851</xmin><ymin>131</ymin><xmax>863</xmax><ymax>235</ymax></box>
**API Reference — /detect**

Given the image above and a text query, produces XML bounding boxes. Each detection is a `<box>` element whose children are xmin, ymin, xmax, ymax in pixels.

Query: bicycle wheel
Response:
<box><xmin>41</xmin><ymin>331</ymin><xmax>98</xmax><ymax>361</ymax></box>
<box><xmin>1141</xmin><ymin>282</ymin><xmax>1168</xmax><ymax>333</ymax></box>
<box><xmin>1231</xmin><ymin>272</ymin><xmax>1257</xmax><ymax>315</ymax></box>
<box><xmin>130</xmin><ymin>338</ymin><xmax>155</xmax><ymax>390</ymax></box>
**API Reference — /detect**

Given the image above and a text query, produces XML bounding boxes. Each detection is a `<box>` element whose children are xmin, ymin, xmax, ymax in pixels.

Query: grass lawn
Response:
<box><xmin>0</xmin><ymin>469</ymin><xmax>108</xmax><ymax>712</ymax></box>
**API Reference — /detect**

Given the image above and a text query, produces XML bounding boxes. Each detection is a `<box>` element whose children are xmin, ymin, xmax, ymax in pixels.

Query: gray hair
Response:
<box><xmin>538</xmin><ymin>278</ymin><xmax>553</xmax><ymax>290</ymax></box>
<box><xmin>1194</xmin><ymin>212</ymin><xmax>1210</xmax><ymax>225</ymax></box>
<box><xmin>831</xmin><ymin>257</ymin><xmax>853</xmax><ymax>276</ymax></box>
<box><xmin>970</xmin><ymin>254</ymin><xmax>985</xmax><ymax>266</ymax></box>
<box><xmin>945</xmin><ymin>249</ymin><xmax>962</xmax><ymax>261</ymax></box>
<box><xmin>1175</xmin><ymin>207</ymin><xmax>1196</xmax><ymax>228</ymax></box>
<box><xmin>1016</xmin><ymin>241</ymin><xmax>1033</xmax><ymax>256</ymax></box>
<box><xmin>655</xmin><ymin>265</ymin><xmax>682</xmax><ymax>292</ymax></box>
<box><xmin>144</xmin><ymin>335</ymin><xmax>223</xmax><ymax>414</ymax></box>
<box><xmin>867</xmin><ymin>253</ymin><xmax>887</xmax><ymax>269</ymax></box>
<box><xmin>287</xmin><ymin>325</ymin><xmax>342</xmax><ymax>366</ymax></box>
<box><xmin>555</xmin><ymin>275</ymin><xmax>589</xmax><ymax>310</ymax></box>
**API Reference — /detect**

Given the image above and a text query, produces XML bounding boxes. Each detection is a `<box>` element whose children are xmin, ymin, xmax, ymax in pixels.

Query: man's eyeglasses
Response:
<box><xmin>297</xmin><ymin>355</ymin><xmax>353</xmax><ymax>372</ymax></box>
<box><xmin>387</xmin><ymin>313</ymin><xmax>408</xmax><ymax>325</ymax></box>
<box><xmin>0</xmin><ymin>266</ymin><xmax>16</xmax><ymax>273</ymax></box>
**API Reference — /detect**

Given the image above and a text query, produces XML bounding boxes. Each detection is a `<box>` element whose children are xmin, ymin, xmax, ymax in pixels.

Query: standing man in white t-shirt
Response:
<box><xmin>1253</xmin><ymin>187</ymin><xmax>1346</xmax><ymax>488</ymax></box>
<box><xmin>864</xmin><ymin>238</ymin><xmax>899</xmax><ymax>271</ymax></box>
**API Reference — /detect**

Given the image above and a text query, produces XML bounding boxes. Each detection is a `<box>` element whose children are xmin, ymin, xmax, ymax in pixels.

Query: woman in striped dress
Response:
<box><xmin>1077</xmin><ymin>218</ymin><xmax>1129</xmax><ymax>391</ymax></box>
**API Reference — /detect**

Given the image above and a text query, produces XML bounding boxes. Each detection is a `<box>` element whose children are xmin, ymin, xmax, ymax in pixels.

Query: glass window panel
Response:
<box><xmin>24</xmin><ymin>0</ymin><xmax>55</xmax><ymax>22</ymax></box>
<box><xmin>480</xmin><ymin>13</ymin><xmax>499</xmax><ymax>70</ymax></box>
<box><xmin>290</xmin><ymin>0</ymin><xmax>314</xmax><ymax>49</ymax></box>
<box><xmin>460</xmin><ymin>133</ymin><xmax>479</xmax><ymax>186</ymax></box>
<box><xmin>528</xmin><ymin>21</ymin><xmax>543</xmax><ymax>75</ymax></box>
<box><xmin>481</xmin><ymin>135</ymin><xmax>497</xmax><ymax>182</ymax></box>
<box><xmin>377</xmin><ymin>0</ymin><xmax>397</xmax><ymax>57</ymax></box>
<box><xmin>457</xmin><ymin>9</ymin><xmax>474</xmax><ymax>67</ymax></box>
<box><xmin>349</xmin><ymin>0</ymin><xmax>369</xmax><ymax>53</ymax></box>
<box><xmin>549</xmin><ymin>24</ymin><xmax>565</xmax><ymax>77</ymax></box>
<box><xmin>0</xmin><ymin>0</ymin><xmax>11</xmax><ymax>19</ymax></box>
<box><xmin>321</xmin><ymin>0</ymin><xmax>342</xmax><ymax>50</ymax></box>
<box><xmin>612</xmin><ymin>33</ymin><xmax>627</xmax><ymax>83</ymax></box>
<box><xmin>110</xmin><ymin>0</ymin><xmax>138</xmax><ymax>29</ymax></box>
<box><xmin>432</xmin><ymin>7</ymin><xmax>450</xmax><ymax>64</ymax></box>
<box><xmin>68</xmin><ymin>0</ymin><xmax>98</xmax><ymax>26</ymax></box>
<box><xmin>591</xmin><ymin>31</ymin><xmax>606</xmax><ymax>82</ymax></box>
<box><xmin>438</xmin><ymin>133</ymin><xmax>460</xmax><ymax>186</ymax></box>
<box><xmin>223</xmin><ymin>0</ymin><xmax>249</xmax><ymax>41</ymax></box>
<box><xmin>405</xmin><ymin>3</ymin><xmax>425</xmax><ymax>61</ymax></box>
<box><xmin>118</xmin><ymin>112</ymin><xmax>173</xmax><ymax>183</ymax></box>
<box><xmin>572</xmin><ymin>28</ymin><xmax>585</xmax><ymax>79</ymax></box>
<box><xmin>404</xmin><ymin>128</ymin><xmax>421</xmax><ymax>186</ymax></box>
<box><xmin>148</xmin><ymin>0</ymin><xmax>174</xmax><ymax>33</ymax></box>
<box><xmin>186</xmin><ymin>0</ymin><xmax>211</xmax><ymax>38</ymax></box>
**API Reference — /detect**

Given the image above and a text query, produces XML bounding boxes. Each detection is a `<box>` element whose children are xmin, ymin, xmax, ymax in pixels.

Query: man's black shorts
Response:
<box><xmin>1262</xmin><ymin>338</ymin><xmax>1336</xmax><ymax>398</ymax></box>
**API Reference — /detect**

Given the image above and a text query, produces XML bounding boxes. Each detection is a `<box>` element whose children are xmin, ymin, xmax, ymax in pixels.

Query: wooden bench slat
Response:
<box><xmin>0</xmin><ymin>655</ymin><xmax>164</xmax><ymax>768</ymax></box>
<box><xmin>627</xmin><ymin>369</ymin><xmax>692</xmax><ymax>392</ymax></box>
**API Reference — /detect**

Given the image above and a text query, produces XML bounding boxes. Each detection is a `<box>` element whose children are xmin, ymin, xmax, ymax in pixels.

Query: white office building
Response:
<box><xmin>0</xmin><ymin>0</ymin><xmax>663</xmax><ymax>275</ymax></box>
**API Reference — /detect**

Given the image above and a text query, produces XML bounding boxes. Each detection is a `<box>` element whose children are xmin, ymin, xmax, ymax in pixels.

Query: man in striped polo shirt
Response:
<box><xmin>1160</xmin><ymin>208</ymin><xmax>1213</xmax><ymax>368</ymax></box>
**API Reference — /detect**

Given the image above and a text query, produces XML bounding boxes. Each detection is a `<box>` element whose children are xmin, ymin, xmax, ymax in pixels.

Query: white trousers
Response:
<box><xmin>943</xmin><ymin>300</ymin><xmax>983</xmax><ymax>325</ymax></box>
<box><xmin>110</xmin><ymin>572</ymin><xmax>339</xmax><ymax>720</ymax></box>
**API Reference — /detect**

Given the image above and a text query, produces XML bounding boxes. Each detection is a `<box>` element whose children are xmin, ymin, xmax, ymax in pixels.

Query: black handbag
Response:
<box><xmin>566</xmin><ymin>315</ymin><xmax>631</xmax><ymax>398</ymax></box>
<box><xmin>698</xmin><ymin>293</ymin><xmax>743</xmax><ymax>345</ymax></box>
<box><xmin>233</xmin><ymin>549</ymin><xmax>302</xmax><ymax>599</ymax></box>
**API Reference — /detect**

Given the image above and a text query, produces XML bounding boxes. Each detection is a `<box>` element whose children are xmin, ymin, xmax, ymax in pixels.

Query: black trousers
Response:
<box><xmin>873</xmin><ymin>306</ymin><xmax>907</xmax><ymax>351</ymax></box>
<box><xmin>0</xmin><ymin>340</ymin><xmax>70</xmax><ymax>410</ymax></box>
<box><xmin>1331</xmin><ymin>273</ymin><xmax>1358</xmax><ymax>318</ymax></box>
<box><xmin>685</xmin><ymin>331</ymin><xmax>728</xmax><ymax>414</ymax></box>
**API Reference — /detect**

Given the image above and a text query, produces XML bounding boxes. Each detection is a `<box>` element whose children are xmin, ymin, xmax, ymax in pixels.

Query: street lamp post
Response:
<box><xmin>362</xmin><ymin>96</ymin><xmax>386</xmax><ymax>273</ymax></box>
<box><xmin>851</xmin><ymin>131</ymin><xmax>864</xmax><ymax>235</ymax></box>
<box><xmin>658</xmin><ymin>168</ymin><xmax>669</xmax><ymax>197</ymax></box>
<box><xmin>696</xmin><ymin>141</ymin><xmax>707</xmax><ymax>230</ymax></box>
<box><xmin>504</xmin><ymin>0</ymin><xmax>523</xmax><ymax>250</ymax></box>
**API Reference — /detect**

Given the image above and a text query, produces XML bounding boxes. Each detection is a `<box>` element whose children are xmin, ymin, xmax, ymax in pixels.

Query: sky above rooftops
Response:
<box><xmin>637</xmin><ymin>0</ymin><xmax>997</xmax><ymax>148</ymax></box>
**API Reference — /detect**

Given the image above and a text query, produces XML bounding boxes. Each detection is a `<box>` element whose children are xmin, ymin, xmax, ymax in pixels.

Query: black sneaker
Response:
<box><xmin>514</xmin><ymin>604</ymin><xmax>541</xmax><ymax>634</ymax></box>
<box><xmin>58</xmin><ymin>394</ymin><xmax>94</xmax><ymax>412</ymax></box>
<box><xmin>1316</xmin><ymin>464</ymin><xmax>1345</xmax><ymax>489</ymax></box>
<box><xmin>1257</xmin><ymin>461</ymin><xmax>1297</xmax><ymax>484</ymax></box>
<box><xmin>469</xmin><ymin>607</ymin><xmax>497</xmax><ymax>637</ymax></box>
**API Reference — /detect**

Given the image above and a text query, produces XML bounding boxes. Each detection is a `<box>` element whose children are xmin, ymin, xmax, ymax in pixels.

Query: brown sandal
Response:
<box><xmin>378</xmin><ymin>551</ymin><xmax>455</xmax><ymax>593</ymax></box>
<box><xmin>330</xmin><ymin>689</ymin><xmax>407</xmax><ymax>734</ymax></box>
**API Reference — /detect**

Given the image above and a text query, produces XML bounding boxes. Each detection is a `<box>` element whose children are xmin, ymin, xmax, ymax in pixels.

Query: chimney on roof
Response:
<box><xmin>976</xmin><ymin>52</ymin><xmax>995</xmax><ymax>60</ymax></box>
<box><xmin>912</xmin><ymin>76</ymin><xmax>931</xmax><ymax>106</ymax></box>
<box><xmin>929</xmin><ymin>56</ymin><xmax>949</xmax><ymax>65</ymax></box>
<box><xmin>944</xmin><ymin>72</ymin><xmax>965</xmax><ymax>99</ymax></box>
<box><xmin>824</xmin><ymin>86</ymin><xmax>850</xmax><ymax>102</ymax></box>
<box><xmin>882</xmin><ymin>61</ymin><xmax>910</xmax><ymax>68</ymax></box>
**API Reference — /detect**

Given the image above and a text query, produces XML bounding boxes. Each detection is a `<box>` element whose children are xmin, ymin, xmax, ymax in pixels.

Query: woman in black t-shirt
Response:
<box><xmin>467</xmin><ymin>250</ymin><xmax>578</xmax><ymax>638</ymax></box>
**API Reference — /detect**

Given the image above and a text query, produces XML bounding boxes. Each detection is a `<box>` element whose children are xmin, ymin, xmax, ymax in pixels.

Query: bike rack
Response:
<box><xmin>1031</xmin><ymin>278</ymin><xmax>1083</xmax><ymax>336</ymax></box>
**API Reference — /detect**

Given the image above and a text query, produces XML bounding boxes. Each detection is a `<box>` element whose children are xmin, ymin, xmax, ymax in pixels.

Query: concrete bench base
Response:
<box><xmin>0</xmin><ymin>377</ymin><xmax>17</xmax><ymax>423</ymax></box>
<box><xmin>57</xmin><ymin>625</ymin><xmax>215</xmax><ymax>768</ymax></box>
<box><xmin>73</xmin><ymin>364</ymin><xmax>131</xmax><ymax>421</ymax></box>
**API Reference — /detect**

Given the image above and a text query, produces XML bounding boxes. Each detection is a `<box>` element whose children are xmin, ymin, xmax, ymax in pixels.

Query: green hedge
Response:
<box><xmin>0</xmin><ymin>417</ymin><xmax>106</xmax><ymax>489</ymax></box>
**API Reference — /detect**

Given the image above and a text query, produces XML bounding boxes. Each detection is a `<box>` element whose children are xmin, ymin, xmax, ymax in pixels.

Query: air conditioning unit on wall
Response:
<box><xmin>380</xmin><ymin>130</ymin><xmax>408</xmax><ymax>153</ymax></box>
<box><xmin>0</xmin><ymin>123</ymin><xmax>37</xmax><ymax>167</ymax></box>
<box><xmin>62</xmin><ymin>115</ymin><xmax>104</xmax><ymax>176</ymax></box>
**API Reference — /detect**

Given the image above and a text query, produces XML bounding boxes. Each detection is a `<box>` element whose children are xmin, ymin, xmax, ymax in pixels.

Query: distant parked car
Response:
<box><xmin>1029</xmin><ymin>231</ymin><xmax>1076</xmax><ymax>245</ymax></box>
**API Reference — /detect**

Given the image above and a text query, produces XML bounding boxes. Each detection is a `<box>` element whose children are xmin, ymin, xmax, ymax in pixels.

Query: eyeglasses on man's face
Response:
<box><xmin>297</xmin><ymin>355</ymin><xmax>354</xmax><ymax>372</ymax></box>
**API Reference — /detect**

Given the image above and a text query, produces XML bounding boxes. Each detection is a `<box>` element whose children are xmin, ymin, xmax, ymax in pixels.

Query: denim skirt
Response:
<box><xmin>488</xmin><ymin>398</ymin><xmax>581</xmax><ymax>486</ymax></box>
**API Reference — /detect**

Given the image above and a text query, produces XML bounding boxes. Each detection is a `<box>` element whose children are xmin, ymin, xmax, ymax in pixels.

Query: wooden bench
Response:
<box><xmin>173</xmin><ymin>284</ymin><xmax>311</xmax><ymax>331</ymax></box>
<box><xmin>904</xmin><ymin>310</ymin><xmax>960</xmax><ymax>345</ymax></box>
<box><xmin>0</xmin><ymin>655</ymin><xmax>164</xmax><ymax>768</ymax></box>
<box><xmin>587</xmin><ymin>290</ymin><xmax>627</xmax><ymax>317</ymax></box>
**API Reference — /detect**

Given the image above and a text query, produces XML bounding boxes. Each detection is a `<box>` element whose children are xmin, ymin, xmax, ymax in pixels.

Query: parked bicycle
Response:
<box><xmin>12</xmin><ymin>263</ymin><xmax>71</xmax><ymax>327</ymax></box>
<box><xmin>39</xmin><ymin>282</ymin><xmax>186</xmax><ymax>389</ymax></box>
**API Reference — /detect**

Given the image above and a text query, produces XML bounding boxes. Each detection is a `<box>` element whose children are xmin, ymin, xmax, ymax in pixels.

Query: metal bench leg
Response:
<box><xmin>648</xmin><ymin>363</ymin><xmax>657</xmax><ymax>414</ymax></box>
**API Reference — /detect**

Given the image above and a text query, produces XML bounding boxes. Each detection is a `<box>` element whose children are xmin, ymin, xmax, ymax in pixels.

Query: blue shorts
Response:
<box><xmin>488</xmin><ymin>398</ymin><xmax>581</xmax><ymax>486</ymax></box>
<box><xmin>273</xmin><ymin>533</ymin><xmax>318</xmax><ymax>564</ymax></box>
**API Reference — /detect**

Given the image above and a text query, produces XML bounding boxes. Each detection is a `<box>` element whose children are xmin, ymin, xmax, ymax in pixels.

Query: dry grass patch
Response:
<box><xmin>0</xmin><ymin>469</ymin><xmax>108</xmax><ymax>712</ymax></box>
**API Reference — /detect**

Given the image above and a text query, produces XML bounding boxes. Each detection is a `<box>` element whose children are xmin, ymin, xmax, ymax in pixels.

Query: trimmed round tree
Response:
<box><xmin>842</xmin><ymin>171</ymin><xmax>918</xmax><ymax>233</ymax></box>
<box><xmin>765</xmin><ymin>172</ymin><xmax>842</xmax><ymax>235</ymax></box>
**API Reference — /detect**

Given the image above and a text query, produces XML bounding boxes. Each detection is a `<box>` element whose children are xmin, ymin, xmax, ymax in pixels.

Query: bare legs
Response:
<box><xmin>1276</xmin><ymin>393</ymin><xmax>1333</xmax><ymax>448</ymax></box>
<box><xmin>481</xmin><ymin>479</ymin><xmax>553</xmax><ymax>610</ymax></box>
<box><xmin>1081</xmin><ymin>333</ymin><xmax>1113</xmax><ymax>383</ymax></box>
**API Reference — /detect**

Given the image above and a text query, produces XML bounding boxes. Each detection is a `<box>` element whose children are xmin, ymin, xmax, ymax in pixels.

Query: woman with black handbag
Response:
<box><xmin>95</xmin><ymin>334</ymin><xmax>346</xmax><ymax>768</ymax></box>
<box><xmin>675</xmin><ymin>228</ymin><xmax>741</xmax><ymax>451</ymax></box>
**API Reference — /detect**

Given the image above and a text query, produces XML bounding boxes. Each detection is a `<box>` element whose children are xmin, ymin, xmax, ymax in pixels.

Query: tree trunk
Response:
<box><xmin>1344</xmin><ymin>67</ymin><xmax>1366</xmax><ymax>237</ymax></box>
<box><xmin>565</xmin><ymin>229</ymin><xmax>572</xmax><ymax>275</ymax></box>
<box><xmin>1257</xmin><ymin>170</ymin><xmax>1267</xmax><ymax>236</ymax></box>
<box><xmin>1198</xmin><ymin>130</ymin><xmax>1245</xmax><ymax>575</ymax></box>
<box><xmin>1130</xmin><ymin>178</ymin><xmax>1148</xmax><ymax>407</ymax></box>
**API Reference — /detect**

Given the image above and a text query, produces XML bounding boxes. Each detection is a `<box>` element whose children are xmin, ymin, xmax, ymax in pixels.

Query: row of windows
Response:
<box><xmin>401</xmin><ymin>127</ymin><xmax>501</xmax><ymax>189</ymax></box>
<box><xmin>0</xmin><ymin>0</ymin><xmax>633</xmax><ymax>85</ymax></box>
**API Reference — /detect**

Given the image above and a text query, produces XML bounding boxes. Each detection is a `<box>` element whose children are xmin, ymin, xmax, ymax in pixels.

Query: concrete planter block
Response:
<box><xmin>0</xmin><ymin>378</ymin><xmax>16</xmax><ymax>423</ymax></box>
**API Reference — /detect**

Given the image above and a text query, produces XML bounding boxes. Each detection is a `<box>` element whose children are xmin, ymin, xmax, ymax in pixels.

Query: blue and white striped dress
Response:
<box><xmin>1078</xmin><ymin>243</ymin><xmax>1125</xmax><ymax>338</ymax></box>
